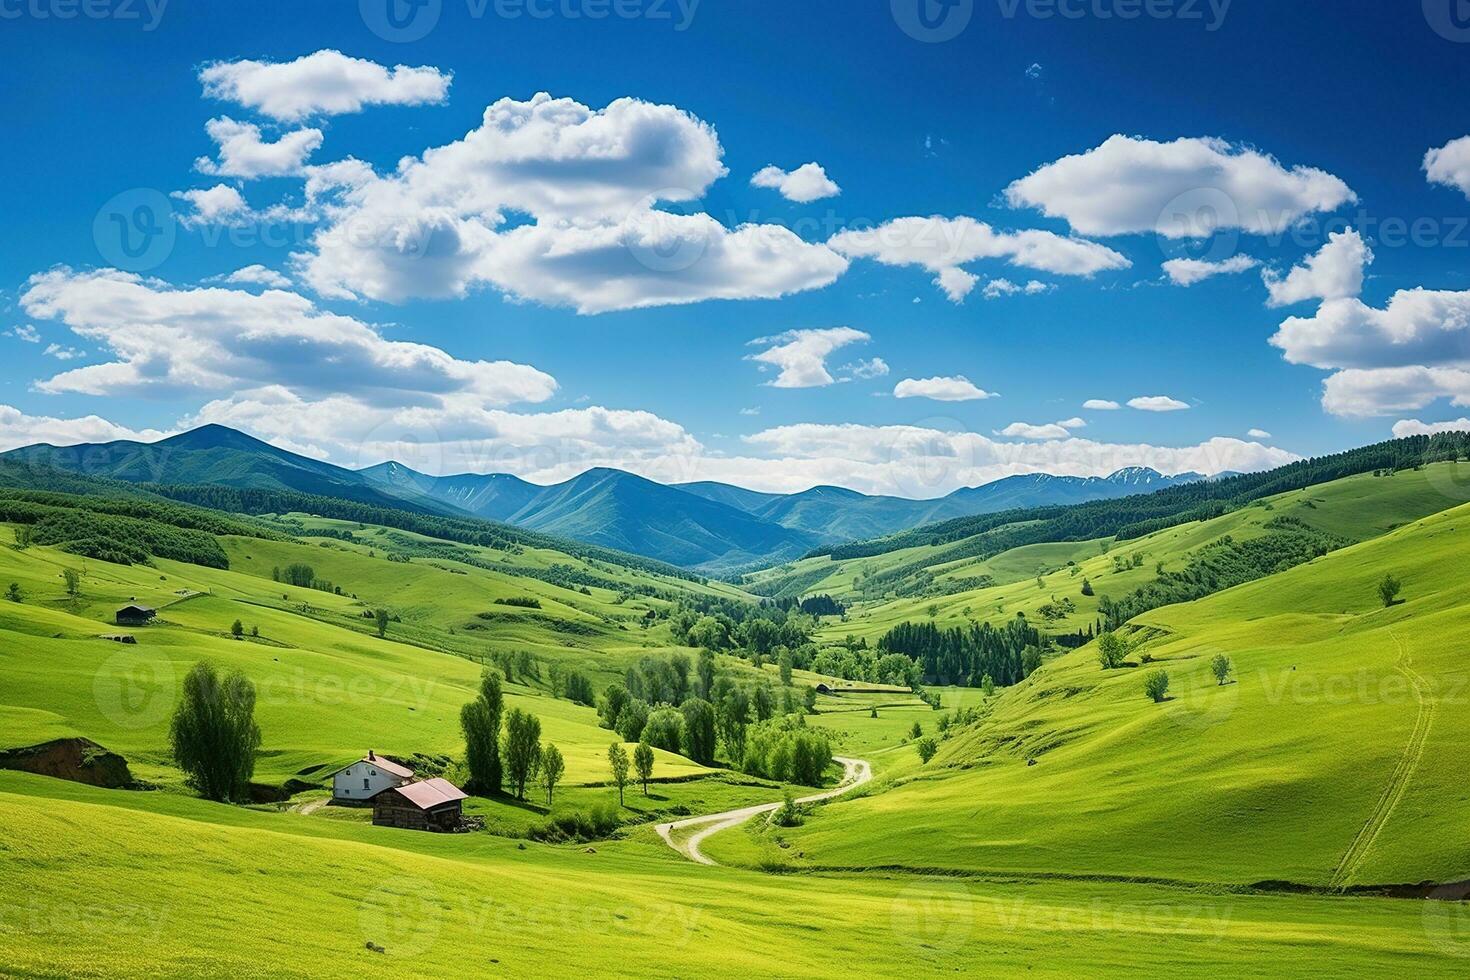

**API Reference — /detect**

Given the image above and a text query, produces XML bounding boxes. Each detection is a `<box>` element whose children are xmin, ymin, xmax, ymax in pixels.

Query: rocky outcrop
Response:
<box><xmin>0</xmin><ymin>737</ymin><xmax>134</xmax><ymax>788</ymax></box>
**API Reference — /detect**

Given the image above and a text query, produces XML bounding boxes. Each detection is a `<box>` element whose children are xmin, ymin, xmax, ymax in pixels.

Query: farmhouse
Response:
<box><xmin>114</xmin><ymin>605</ymin><xmax>156</xmax><ymax>627</ymax></box>
<box><xmin>331</xmin><ymin>750</ymin><xmax>414</xmax><ymax>802</ymax></box>
<box><xmin>371</xmin><ymin>777</ymin><xmax>467</xmax><ymax>832</ymax></box>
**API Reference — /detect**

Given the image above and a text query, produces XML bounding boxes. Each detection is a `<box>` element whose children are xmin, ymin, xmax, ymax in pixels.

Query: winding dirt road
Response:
<box><xmin>655</xmin><ymin>756</ymin><xmax>871</xmax><ymax>866</ymax></box>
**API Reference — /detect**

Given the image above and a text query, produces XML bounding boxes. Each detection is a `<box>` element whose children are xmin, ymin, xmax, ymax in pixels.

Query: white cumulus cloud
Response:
<box><xmin>195</xmin><ymin>117</ymin><xmax>323</xmax><ymax>179</ymax></box>
<box><xmin>1162</xmin><ymin>254</ymin><xmax>1260</xmax><ymax>286</ymax></box>
<box><xmin>1004</xmin><ymin>135</ymin><xmax>1354</xmax><ymax>238</ymax></box>
<box><xmin>1262</xmin><ymin>229</ymin><xmax>1371</xmax><ymax>308</ymax></box>
<box><xmin>1128</xmin><ymin>395</ymin><xmax>1191</xmax><ymax>412</ymax></box>
<box><xmin>199</xmin><ymin>50</ymin><xmax>452</xmax><ymax>122</ymax></box>
<box><xmin>1424</xmin><ymin>136</ymin><xmax>1470</xmax><ymax>200</ymax></box>
<box><xmin>747</xmin><ymin>327</ymin><xmax>870</xmax><ymax>388</ymax></box>
<box><xmin>750</xmin><ymin>162</ymin><xmax>840</xmax><ymax>202</ymax></box>
<box><xmin>1392</xmin><ymin>417</ymin><xmax>1470</xmax><ymax>438</ymax></box>
<box><xmin>892</xmin><ymin>376</ymin><xmax>997</xmax><ymax>401</ymax></box>
<box><xmin>1082</xmin><ymin>398</ymin><xmax>1121</xmax><ymax>410</ymax></box>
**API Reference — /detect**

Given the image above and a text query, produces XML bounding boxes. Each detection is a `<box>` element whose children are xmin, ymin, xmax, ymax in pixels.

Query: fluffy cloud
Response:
<box><xmin>996</xmin><ymin>421</ymin><xmax>1071</xmax><ymax>440</ymax></box>
<box><xmin>1320</xmin><ymin>366</ymin><xmax>1470</xmax><ymax>417</ymax></box>
<box><xmin>733</xmin><ymin>423</ymin><xmax>1297</xmax><ymax>496</ymax></box>
<box><xmin>747</xmin><ymin>327</ymin><xmax>870</xmax><ymax>388</ymax></box>
<box><xmin>295</xmin><ymin>93</ymin><xmax>845</xmax><ymax>311</ymax></box>
<box><xmin>213</xmin><ymin>265</ymin><xmax>292</xmax><ymax>288</ymax></box>
<box><xmin>1424</xmin><ymin>136</ymin><xmax>1470</xmax><ymax>199</ymax></box>
<box><xmin>172</xmin><ymin>184</ymin><xmax>248</xmax><ymax>225</ymax></box>
<box><xmin>828</xmin><ymin>215</ymin><xmax>1128</xmax><ymax>303</ymax></box>
<box><xmin>1248</xmin><ymin>428</ymin><xmax>1272</xmax><ymax>438</ymax></box>
<box><xmin>1263</xmin><ymin>229</ymin><xmax>1371</xmax><ymax>307</ymax></box>
<box><xmin>198</xmin><ymin>50</ymin><xmax>451</xmax><ymax>122</ymax></box>
<box><xmin>1082</xmin><ymin>398</ymin><xmax>1121</xmax><ymax>410</ymax></box>
<box><xmin>1004</xmin><ymin>135</ymin><xmax>1354</xmax><ymax>238</ymax></box>
<box><xmin>1128</xmin><ymin>395</ymin><xmax>1190</xmax><ymax>412</ymax></box>
<box><xmin>750</xmin><ymin>162</ymin><xmax>840</xmax><ymax>202</ymax></box>
<box><xmin>892</xmin><ymin>376</ymin><xmax>997</xmax><ymax>401</ymax></box>
<box><xmin>982</xmin><ymin>278</ymin><xmax>1054</xmax><ymax>299</ymax></box>
<box><xmin>195</xmin><ymin>117</ymin><xmax>323</xmax><ymax>179</ymax></box>
<box><xmin>20</xmin><ymin>269</ymin><xmax>557</xmax><ymax>408</ymax></box>
<box><xmin>1270</xmin><ymin>290</ymin><xmax>1470</xmax><ymax>373</ymax></box>
<box><xmin>1392</xmin><ymin>417</ymin><xmax>1470</xmax><ymax>438</ymax></box>
<box><xmin>1162</xmin><ymin>254</ymin><xmax>1259</xmax><ymax>286</ymax></box>
<box><xmin>0</xmin><ymin>404</ymin><xmax>170</xmax><ymax>452</ymax></box>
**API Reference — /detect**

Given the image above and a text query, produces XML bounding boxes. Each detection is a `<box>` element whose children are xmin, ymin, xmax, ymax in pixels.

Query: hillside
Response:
<box><xmin>721</xmin><ymin>493</ymin><xmax>1470</xmax><ymax>893</ymax></box>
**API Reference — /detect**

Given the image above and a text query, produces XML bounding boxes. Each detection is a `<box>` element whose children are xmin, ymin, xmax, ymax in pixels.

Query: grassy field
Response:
<box><xmin>736</xmin><ymin>495</ymin><xmax>1470</xmax><ymax>894</ymax></box>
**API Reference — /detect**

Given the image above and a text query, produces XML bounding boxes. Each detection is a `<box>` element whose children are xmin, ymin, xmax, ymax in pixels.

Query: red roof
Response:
<box><xmin>390</xmin><ymin>778</ymin><xmax>467</xmax><ymax>810</ymax></box>
<box><xmin>363</xmin><ymin>755</ymin><xmax>414</xmax><ymax>779</ymax></box>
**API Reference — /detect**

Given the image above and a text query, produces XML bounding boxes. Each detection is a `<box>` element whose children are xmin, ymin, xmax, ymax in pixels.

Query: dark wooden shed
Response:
<box><xmin>114</xmin><ymin>605</ymin><xmax>157</xmax><ymax>627</ymax></box>
<box><xmin>371</xmin><ymin>777</ymin><xmax>467</xmax><ymax>832</ymax></box>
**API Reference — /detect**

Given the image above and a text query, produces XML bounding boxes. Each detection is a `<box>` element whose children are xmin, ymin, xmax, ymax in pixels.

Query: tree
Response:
<box><xmin>282</xmin><ymin>563</ymin><xmax>315</xmax><ymax>588</ymax></box>
<box><xmin>752</xmin><ymin>683</ymin><xmax>775</xmax><ymax>722</ymax></box>
<box><xmin>169</xmin><ymin>661</ymin><xmax>261</xmax><ymax>802</ymax></box>
<box><xmin>460</xmin><ymin>669</ymin><xmax>504</xmax><ymax>795</ymax></box>
<box><xmin>502</xmin><ymin>708</ymin><xmax>542</xmax><ymax>801</ymax></box>
<box><xmin>778</xmin><ymin>648</ymin><xmax>794</xmax><ymax>687</ymax></box>
<box><xmin>1209</xmin><ymin>653</ymin><xmax>1233</xmax><ymax>686</ymax></box>
<box><xmin>717</xmin><ymin>687</ymin><xmax>750</xmax><ymax>761</ymax></box>
<box><xmin>916</xmin><ymin>736</ymin><xmax>938</xmax><ymax>764</ymax></box>
<box><xmin>1144</xmin><ymin>669</ymin><xmax>1170</xmax><ymax>703</ymax></box>
<box><xmin>980</xmin><ymin>674</ymin><xmax>995</xmax><ymax>697</ymax></box>
<box><xmin>633</xmin><ymin>741</ymin><xmax>655</xmax><ymax>795</ymax></box>
<box><xmin>696</xmin><ymin>649</ymin><xmax>716</xmax><ymax>698</ymax></box>
<box><xmin>926</xmin><ymin>603</ymin><xmax>940</xmax><ymax>619</ymax></box>
<box><xmin>599</xmin><ymin>683</ymin><xmax>631</xmax><ymax>729</ymax></box>
<box><xmin>680</xmin><ymin>698</ymin><xmax>717</xmax><ymax>765</ymax></box>
<box><xmin>538</xmin><ymin>743</ymin><xmax>564</xmax><ymax>805</ymax></box>
<box><xmin>909</xmin><ymin>721</ymin><xmax>923</xmax><ymax>740</ymax></box>
<box><xmin>374</xmin><ymin>609</ymin><xmax>389</xmax><ymax>638</ymax></box>
<box><xmin>62</xmin><ymin>567</ymin><xmax>81</xmax><ymax>598</ymax></box>
<box><xmin>802</xmin><ymin>685</ymin><xmax>818</xmax><ymax>713</ymax></box>
<box><xmin>563</xmin><ymin>671</ymin><xmax>595</xmax><ymax>706</ymax></box>
<box><xmin>1378</xmin><ymin>573</ymin><xmax>1402</xmax><ymax>607</ymax></box>
<box><xmin>5</xmin><ymin>583</ymin><xmax>22</xmax><ymax>603</ymax></box>
<box><xmin>615</xmin><ymin>699</ymin><xmax>650</xmax><ymax>742</ymax></box>
<box><xmin>1097</xmin><ymin>630</ymin><xmax>1128</xmax><ymax>670</ymax></box>
<box><xmin>607</xmin><ymin>742</ymin><xmax>630</xmax><ymax>806</ymax></box>
<box><xmin>1081</xmin><ymin>578</ymin><xmax>1094</xmax><ymax>596</ymax></box>
<box><xmin>231</xmin><ymin>619</ymin><xmax>244</xmax><ymax>640</ymax></box>
<box><xmin>643</xmin><ymin>707</ymin><xmax>685</xmax><ymax>753</ymax></box>
<box><xmin>1021</xmin><ymin>646</ymin><xmax>1043</xmax><ymax>678</ymax></box>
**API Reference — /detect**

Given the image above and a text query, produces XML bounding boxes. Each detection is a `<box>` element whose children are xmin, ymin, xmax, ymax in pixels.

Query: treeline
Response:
<box><xmin>0</xmin><ymin>496</ymin><xmax>230</xmax><ymax>568</ymax></box>
<box><xmin>815</xmin><ymin>433</ymin><xmax>1470</xmax><ymax>567</ymax></box>
<box><xmin>1096</xmin><ymin>517</ymin><xmax>1346</xmax><ymax>629</ymax></box>
<box><xmin>139</xmin><ymin>482</ymin><xmax>707</xmax><ymax>584</ymax></box>
<box><xmin>878</xmin><ymin>616</ymin><xmax>1043</xmax><ymax>687</ymax></box>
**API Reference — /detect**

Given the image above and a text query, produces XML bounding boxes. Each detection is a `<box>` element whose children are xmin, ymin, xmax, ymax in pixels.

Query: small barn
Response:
<box><xmin>814</xmin><ymin>682</ymin><xmax>833</xmax><ymax>695</ymax></box>
<box><xmin>114</xmin><ymin>605</ymin><xmax>156</xmax><ymax>627</ymax></box>
<box><xmin>331</xmin><ymin>750</ymin><xmax>413</xmax><ymax>802</ymax></box>
<box><xmin>371</xmin><ymin>777</ymin><xmax>467</xmax><ymax>832</ymax></box>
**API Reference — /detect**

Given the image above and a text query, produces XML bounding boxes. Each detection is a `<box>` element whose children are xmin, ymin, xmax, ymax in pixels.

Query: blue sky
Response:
<box><xmin>3</xmin><ymin>1</ymin><xmax>1470</xmax><ymax>495</ymax></box>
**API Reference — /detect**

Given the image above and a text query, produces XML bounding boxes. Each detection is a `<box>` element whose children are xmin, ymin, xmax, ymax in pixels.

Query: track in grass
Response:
<box><xmin>656</xmin><ymin>756</ymin><xmax>871</xmax><ymax>865</ymax></box>
<box><xmin>1330</xmin><ymin>629</ymin><xmax>1436</xmax><ymax>890</ymax></box>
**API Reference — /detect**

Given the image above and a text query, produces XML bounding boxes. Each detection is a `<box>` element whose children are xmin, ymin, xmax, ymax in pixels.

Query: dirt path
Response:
<box><xmin>655</xmin><ymin>756</ymin><xmax>871</xmax><ymax>866</ymax></box>
<box><xmin>1330</xmin><ymin>629</ymin><xmax>1435</xmax><ymax>889</ymax></box>
<box><xmin>291</xmin><ymin>797</ymin><xmax>331</xmax><ymax>816</ymax></box>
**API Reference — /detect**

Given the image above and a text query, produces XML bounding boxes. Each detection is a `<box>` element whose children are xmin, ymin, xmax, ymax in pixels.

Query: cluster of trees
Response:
<box><xmin>0</xmin><ymin>502</ymin><xmax>231</xmax><ymax>569</ymax></box>
<box><xmin>797</xmin><ymin>594</ymin><xmax>845</xmax><ymax>617</ymax></box>
<box><xmin>809</xmin><ymin>641</ymin><xmax>921</xmax><ymax>688</ymax></box>
<box><xmin>459</xmin><ymin>670</ymin><xmax>567</xmax><ymax>803</ymax></box>
<box><xmin>740</xmin><ymin>717</ymin><xmax>832</xmax><ymax>784</ymax></box>
<box><xmin>878</xmin><ymin>616</ymin><xmax>1043</xmax><ymax>687</ymax></box>
<box><xmin>1095</xmin><ymin>518</ymin><xmax>1345</xmax><ymax>630</ymax></box>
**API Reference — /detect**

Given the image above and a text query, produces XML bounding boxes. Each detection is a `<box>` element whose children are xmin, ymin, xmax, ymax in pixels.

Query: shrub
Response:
<box><xmin>1378</xmin><ymin>573</ymin><xmax>1402</xmax><ymax>607</ymax></box>
<box><xmin>915</xmin><ymin>736</ymin><xmax>938</xmax><ymax>764</ymax></box>
<box><xmin>1144</xmin><ymin>669</ymin><xmax>1170</xmax><ymax>703</ymax></box>
<box><xmin>495</xmin><ymin>596</ymin><xmax>542</xmax><ymax>609</ymax></box>
<box><xmin>772</xmin><ymin>789</ymin><xmax>804</xmax><ymax>827</ymax></box>
<box><xmin>1097</xmin><ymin>631</ymin><xmax>1128</xmax><ymax>670</ymax></box>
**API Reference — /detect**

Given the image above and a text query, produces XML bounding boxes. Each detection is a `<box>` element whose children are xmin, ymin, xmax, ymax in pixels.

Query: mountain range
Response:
<box><xmin>2</xmin><ymin>425</ymin><xmax>1212</xmax><ymax>574</ymax></box>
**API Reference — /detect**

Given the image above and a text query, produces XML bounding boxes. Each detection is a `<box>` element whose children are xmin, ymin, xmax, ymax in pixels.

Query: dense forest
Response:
<box><xmin>0</xmin><ymin>493</ymin><xmax>236</xmax><ymax>568</ymax></box>
<box><xmin>878</xmin><ymin>616</ymin><xmax>1043</xmax><ymax>687</ymax></box>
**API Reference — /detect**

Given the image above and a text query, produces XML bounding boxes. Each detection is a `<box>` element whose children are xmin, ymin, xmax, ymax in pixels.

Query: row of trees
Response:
<box><xmin>459</xmin><ymin>670</ymin><xmax>565</xmax><ymax>802</ymax></box>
